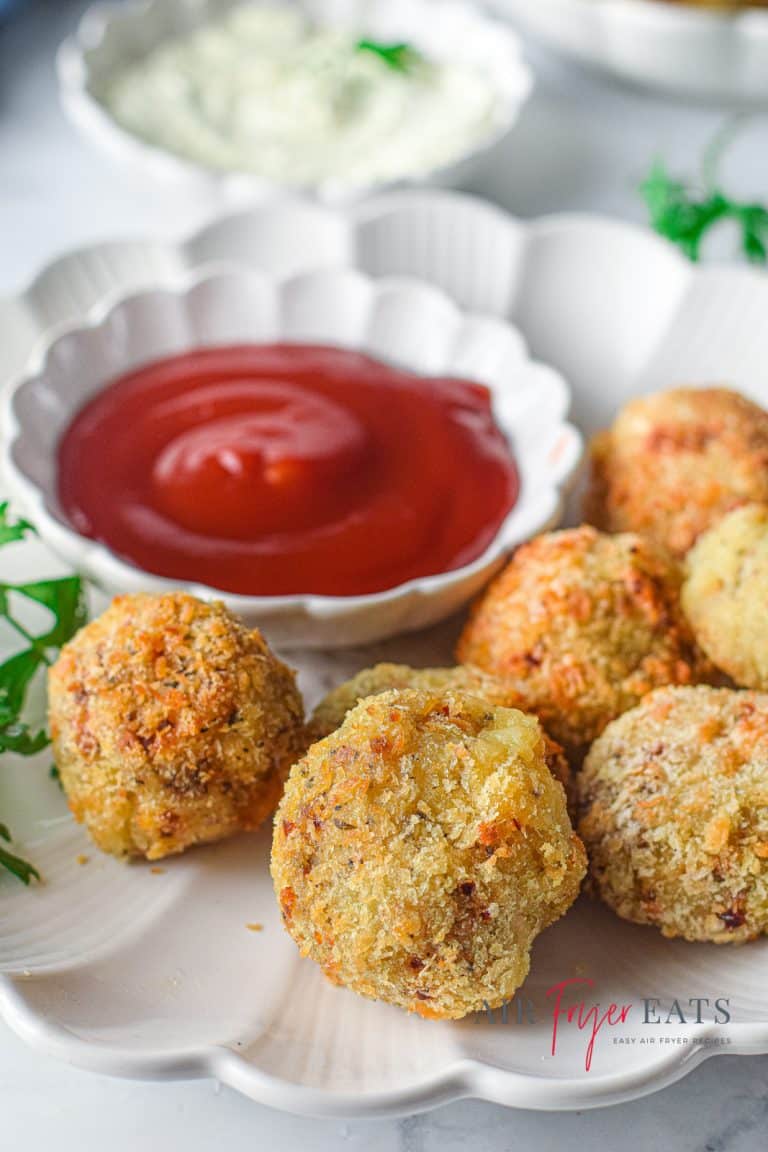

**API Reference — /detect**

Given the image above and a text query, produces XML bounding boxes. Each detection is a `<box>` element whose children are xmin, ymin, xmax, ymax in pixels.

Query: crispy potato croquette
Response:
<box><xmin>309</xmin><ymin>662</ymin><xmax>571</xmax><ymax>794</ymax></box>
<box><xmin>578</xmin><ymin>686</ymin><xmax>768</xmax><ymax>943</ymax></box>
<box><xmin>271</xmin><ymin>689</ymin><xmax>586</xmax><ymax>1019</ymax></box>
<box><xmin>309</xmin><ymin>663</ymin><xmax>525</xmax><ymax>739</ymax></box>
<box><xmin>457</xmin><ymin>526</ymin><xmax>711</xmax><ymax>761</ymax></box>
<box><xmin>683</xmin><ymin>503</ymin><xmax>768</xmax><ymax>689</ymax></box>
<box><xmin>585</xmin><ymin>387</ymin><xmax>768</xmax><ymax>557</ymax></box>
<box><xmin>48</xmin><ymin>593</ymin><xmax>305</xmax><ymax>860</ymax></box>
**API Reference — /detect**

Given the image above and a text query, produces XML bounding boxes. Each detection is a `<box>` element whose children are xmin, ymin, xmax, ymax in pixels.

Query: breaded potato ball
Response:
<box><xmin>578</xmin><ymin>685</ymin><xmax>768</xmax><ymax>943</ymax></box>
<box><xmin>683</xmin><ymin>503</ymin><xmax>768</xmax><ymax>689</ymax></box>
<box><xmin>309</xmin><ymin>662</ymin><xmax>524</xmax><ymax>738</ymax></box>
<box><xmin>586</xmin><ymin>387</ymin><xmax>768</xmax><ymax>557</ymax></box>
<box><xmin>272</xmin><ymin>689</ymin><xmax>586</xmax><ymax>1019</ymax></box>
<box><xmin>457</xmin><ymin>526</ymin><xmax>710</xmax><ymax>760</ymax></box>
<box><xmin>309</xmin><ymin>662</ymin><xmax>571</xmax><ymax>794</ymax></box>
<box><xmin>48</xmin><ymin>592</ymin><xmax>305</xmax><ymax>860</ymax></box>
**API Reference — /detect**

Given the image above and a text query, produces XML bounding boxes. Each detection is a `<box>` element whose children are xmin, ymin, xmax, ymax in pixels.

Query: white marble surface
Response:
<box><xmin>1</xmin><ymin>1</ymin><xmax>768</xmax><ymax>1147</ymax></box>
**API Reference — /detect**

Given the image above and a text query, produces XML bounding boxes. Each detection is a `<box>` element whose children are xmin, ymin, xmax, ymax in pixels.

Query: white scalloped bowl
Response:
<box><xmin>1</xmin><ymin>267</ymin><xmax>581</xmax><ymax>648</ymax></box>
<box><xmin>494</xmin><ymin>0</ymin><xmax>768</xmax><ymax>101</ymax></box>
<box><xmin>57</xmin><ymin>0</ymin><xmax>532</xmax><ymax>206</ymax></box>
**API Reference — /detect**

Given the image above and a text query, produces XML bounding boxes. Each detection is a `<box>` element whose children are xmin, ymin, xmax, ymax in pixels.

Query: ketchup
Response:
<box><xmin>57</xmin><ymin>345</ymin><xmax>519</xmax><ymax>597</ymax></box>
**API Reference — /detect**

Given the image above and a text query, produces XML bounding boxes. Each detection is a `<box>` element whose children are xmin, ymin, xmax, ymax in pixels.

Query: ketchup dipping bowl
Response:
<box><xmin>2</xmin><ymin>268</ymin><xmax>581</xmax><ymax>648</ymax></box>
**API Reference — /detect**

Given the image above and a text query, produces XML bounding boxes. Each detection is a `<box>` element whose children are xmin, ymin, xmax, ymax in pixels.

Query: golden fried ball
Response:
<box><xmin>457</xmin><ymin>526</ymin><xmax>710</xmax><ymax>761</ymax></box>
<box><xmin>272</xmin><ymin>689</ymin><xmax>586</xmax><ymax>1019</ymax></box>
<box><xmin>48</xmin><ymin>593</ymin><xmax>305</xmax><ymax>860</ymax></box>
<box><xmin>578</xmin><ymin>685</ymin><xmax>768</xmax><ymax>943</ymax></box>
<box><xmin>586</xmin><ymin>386</ymin><xmax>768</xmax><ymax>558</ymax></box>
<box><xmin>683</xmin><ymin>503</ymin><xmax>768</xmax><ymax>689</ymax></box>
<box><xmin>309</xmin><ymin>662</ymin><xmax>571</xmax><ymax>794</ymax></box>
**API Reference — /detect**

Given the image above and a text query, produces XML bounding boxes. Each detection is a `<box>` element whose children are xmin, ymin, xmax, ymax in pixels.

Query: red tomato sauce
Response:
<box><xmin>57</xmin><ymin>345</ymin><xmax>519</xmax><ymax>596</ymax></box>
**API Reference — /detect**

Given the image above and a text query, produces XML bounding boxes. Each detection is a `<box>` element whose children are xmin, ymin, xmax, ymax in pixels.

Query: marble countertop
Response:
<box><xmin>1</xmin><ymin>1</ymin><xmax>767</xmax><ymax>1147</ymax></box>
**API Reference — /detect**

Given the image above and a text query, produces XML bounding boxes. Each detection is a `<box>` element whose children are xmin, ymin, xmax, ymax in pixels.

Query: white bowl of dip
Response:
<box><xmin>2</xmin><ymin>266</ymin><xmax>580</xmax><ymax>649</ymax></box>
<box><xmin>57</xmin><ymin>0</ymin><xmax>532</xmax><ymax>204</ymax></box>
<box><xmin>494</xmin><ymin>0</ymin><xmax>768</xmax><ymax>102</ymax></box>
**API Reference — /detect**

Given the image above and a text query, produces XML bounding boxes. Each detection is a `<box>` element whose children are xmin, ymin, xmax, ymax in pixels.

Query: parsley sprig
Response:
<box><xmin>356</xmin><ymin>39</ymin><xmax>423</xmax><ymax>74</ymax></box>
<box><xmin>642</xmin><ymin>120</ymin><xmax>768</xmax><ymax>265</ymax></box>
<box><xmin>0</xmin><ymin>502</ymin><xmax>87</xmax><ymax>883</ymax></box>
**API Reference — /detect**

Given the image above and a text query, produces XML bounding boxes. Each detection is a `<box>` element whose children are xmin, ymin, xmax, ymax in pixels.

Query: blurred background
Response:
<box><xmin>3</xmin><ymin>0</ymin><xmax>768</xmax><ymax>295</ymax></box>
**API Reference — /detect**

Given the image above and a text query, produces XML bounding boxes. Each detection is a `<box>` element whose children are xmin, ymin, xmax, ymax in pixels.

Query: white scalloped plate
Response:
<box><xmin>1</xmin><ymin>192</ymin><xmax>768</xmax><ymax>1116</ymax></box>
<box><xmin>494</xmin><ymin>0</ymin><xmax>768</xmax><ymax>101</ymax></box>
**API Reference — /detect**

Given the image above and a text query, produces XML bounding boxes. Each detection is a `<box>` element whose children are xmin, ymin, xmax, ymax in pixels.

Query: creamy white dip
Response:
<box><xmin>102</xmin><ymin>5</ymin><xmax>503</xmax><ymax>186</ymax></box>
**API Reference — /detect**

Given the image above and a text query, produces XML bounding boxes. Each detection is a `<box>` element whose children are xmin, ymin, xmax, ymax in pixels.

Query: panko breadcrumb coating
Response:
<box><xmin>585</xmin><ymin>386</ymin><xmax>768</xmax><ymax>558</ymax></box>
<box><xmin>457</xmin><ymin>526</ymin><xmax>710</xmax><ymax>761</ymax></box>
<box><xmin>271</xmin><ymin>689</ymin><xmax>586</xmax><ymax>1019</ymax></box>
<box><xmin>683</xmin><ymin>503</ymin><xmax>768</xmax><ymax>689</ymax></box>
<box><xmin>578</xmin><ymin>685</ymin><xmax>768</xmax><ymax>943</ymax></box>
<box><xmin>48</xmin><ymin>593</ymin><xmax>305</xmax><ymax>860</ymax></box>
<box><xmin>309</xmin><ymin>662</ymin><xmax>571</xmax><ymax>794</ymax></box>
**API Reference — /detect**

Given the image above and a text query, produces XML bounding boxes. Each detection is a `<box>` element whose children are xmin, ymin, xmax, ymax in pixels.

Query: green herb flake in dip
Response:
<box><xmin>101</xmin><ymin>5</ymin><xmax>504</xmax><ymax>186</ymax></box>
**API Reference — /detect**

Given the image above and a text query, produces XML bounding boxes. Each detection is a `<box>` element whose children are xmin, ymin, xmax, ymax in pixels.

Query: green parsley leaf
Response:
<box><xmin>0</xmin><ymin>842</ymin><xmax>40</xmax><ymax>885</ymax></box>
<box><xmin>0</xmin><ymin>502</ymin><xmax>34</xmax><ymax>546</ymax></box>
<box><xmin>641</xmin><ymin>162</ymin><xmax>732</xmax><ymax>263</ymax></box>
<box><xmin>739</xmin><ymin>204</ymin><xmax>768</xmax><ymax>265</ymax></box>
<box><xmin>356</xmin><ymin>39</ymin><xmax>422</xmax><ymax>73</ymax></box>
<box><xmin>0</xmin><ymin>821</ymin><xmax>41</xmax><ymax>884</ymax></box>
<box><xmin>642</xmin><ymin>124</ymin><xmax>768</xmax><ymax>266</ymax></box>
<box><xmin>0</xmin><ymin>503</ymin><xmax>87</xmax><ymax>883</ymax></box>
<box><xmin>11</xmin><ymin>576</ymin><xmax>87</xmax><ymax>648</ymax></box>
<box><xmin>0</xmin><ymin>722</ymin><xmax>50</xmax><ymax>756</ymax></box>
<box><xmin>0</xmin><ymin>649</ymin><xmax>42</xmax><ymax>727</ymax></box>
